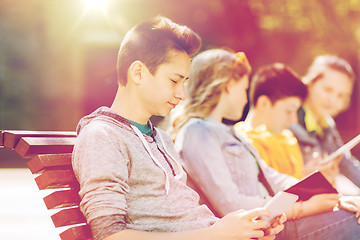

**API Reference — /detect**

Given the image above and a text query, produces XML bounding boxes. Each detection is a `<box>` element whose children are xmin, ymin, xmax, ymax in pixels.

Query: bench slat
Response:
<box><xmin>2</xmin><ymin>130</ymin><xmax>76</xmax><ymax>149</ymax></box>
<box><xmin>0</xmin><ymin>130</ymin><xmax>4</xmax><ymax>147</ymax></box>
<box><xmin>27</xmin><ymin>153</ymin><xmax>72</xmax><ymax>174</ymax></box>
<box><xmin>35</xmin><ymin>170</ymin><xmax>79</xmax><ymax>189</ymax></box>
<box><xmin>51</xmin><ymin>207</ymin><xmax>87</xmax><ymax>227</ymax></box>
<box><xmin>43</xmin><ymin>189</ymin><xmax>81</xmax><ymax>209</ymax></box>
<box><xmin>60</xmin><ymin>225</ymin><xmax>92</xmax><ymax>240</ymax></box>
<box><xmin>15</xmin><ymin>137</ymin><xmax>76</xmax><ymax>158</ymax></box>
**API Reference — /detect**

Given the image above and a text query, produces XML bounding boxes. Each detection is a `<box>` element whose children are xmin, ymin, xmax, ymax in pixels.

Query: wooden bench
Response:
<box><xmin>0</xmin><ymin>130</ymin><xmax>93</xmax><ymax>240</ymax></box>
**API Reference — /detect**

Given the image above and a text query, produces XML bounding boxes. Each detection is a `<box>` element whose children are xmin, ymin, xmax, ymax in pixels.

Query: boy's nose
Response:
<box><xmin>175</xmin><ymin>84</ymin><xmax>186</xmax><ymax>100</ymax></box>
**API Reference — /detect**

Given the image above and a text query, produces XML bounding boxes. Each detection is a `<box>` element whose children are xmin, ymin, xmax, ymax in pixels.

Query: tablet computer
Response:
<box><xmin>322</xmin><ymin>133</ymin><xmax>360</xmax><ymax>164</ymax></box>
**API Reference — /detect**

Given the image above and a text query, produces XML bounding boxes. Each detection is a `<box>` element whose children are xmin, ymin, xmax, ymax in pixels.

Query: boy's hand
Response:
<box><xmin>211</xmin><ymin>208</ymin><xmax>286</xmax><ymax>240</ymax></box>
<box><xmin>261</xmin><ymin>213</ymin><xmax>286</xmax><ymax>240</ymax></box>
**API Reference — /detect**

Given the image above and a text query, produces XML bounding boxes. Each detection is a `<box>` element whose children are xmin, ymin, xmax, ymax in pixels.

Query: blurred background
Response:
<box><xmin>2</xmin><ymin>0</ymin><xmax>360</xmax><ymax>150</ymax></box>
<box><xmin>1</xmin><ymin>0</ymin><xmax>360</xmax><ymax>239</ymax></box>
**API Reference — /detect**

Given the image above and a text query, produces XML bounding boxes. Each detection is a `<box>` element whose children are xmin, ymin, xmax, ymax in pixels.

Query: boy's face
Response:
<box><xmin>307</xmin><ymin>68</ymin><xmax>353</xmax><ymax>117</ymax></box>
<box><xmin>264</xmin><ymin>96</ymin><xmax>302</xmax><ymax>134</ymax></box>
<box><xmin>140</xmin><ymin>50</ymin><xmax>190</xmax><ymax>117</ymax></box>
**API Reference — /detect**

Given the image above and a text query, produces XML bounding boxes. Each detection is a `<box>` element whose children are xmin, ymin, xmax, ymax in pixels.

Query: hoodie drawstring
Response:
<box><xmin>157</xmin><ymin>131</ymin><xmax>184</xmax><ymax>181</ymax></box>
<box><xmin>131</xmin><ymin>125</ymin><xmax>171</xmax><ymax>194</ymax></box>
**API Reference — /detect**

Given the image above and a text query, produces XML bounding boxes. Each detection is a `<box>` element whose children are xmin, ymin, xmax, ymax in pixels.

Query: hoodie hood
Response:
<box><xmin>76</xmin><ymin>106</ymin><xmax>132</xmax><ymax>136</ymax></box>
<box><xmin>76</xmin><ymin>106</ymin><xmax>183</xmax><ymax>194</ymax></box>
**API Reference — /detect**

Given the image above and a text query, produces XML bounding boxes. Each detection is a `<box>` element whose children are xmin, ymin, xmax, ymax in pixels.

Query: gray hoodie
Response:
<box><xmin>72</xmin><ymin>107</ymin><xmax>217</xmax><ymax>240</ymax></box>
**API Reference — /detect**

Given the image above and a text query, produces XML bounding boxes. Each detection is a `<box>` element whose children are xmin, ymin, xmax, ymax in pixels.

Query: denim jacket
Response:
<box><xmin>174</xmin><ymin>117</ymin><xmax>297</xmax><ymax>217</ymax></box>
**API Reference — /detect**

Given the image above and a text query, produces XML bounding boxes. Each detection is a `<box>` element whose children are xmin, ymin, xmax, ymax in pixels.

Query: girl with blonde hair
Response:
<box><xmin>170</xmin><ymin>48</ymin><xmax>251</xmax><ymax>139</ymax></box>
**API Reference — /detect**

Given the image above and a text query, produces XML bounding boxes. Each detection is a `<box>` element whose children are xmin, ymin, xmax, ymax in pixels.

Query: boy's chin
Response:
<box><xmin>156</xmin><ymin>109</ymin><xmax>172</xmax><ymax>117</ymax></box>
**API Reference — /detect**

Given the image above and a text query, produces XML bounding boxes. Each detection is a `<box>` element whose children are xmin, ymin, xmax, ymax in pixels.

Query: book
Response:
<box><xmin>322</xmin><ymin>133</ymin><xmax>360</xmax><ymax>164</ymax></box>
<box><xmin>285</xmin><ymin>171</ymin><xmax>337</xmax><ymax>201</ymax></box>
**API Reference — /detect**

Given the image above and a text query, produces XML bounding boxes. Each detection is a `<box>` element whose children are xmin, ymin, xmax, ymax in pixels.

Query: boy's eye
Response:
<box><xmin>170</xmin><ymin>79</ymin><xmax>178</xmax><ymax>84</ymax></box>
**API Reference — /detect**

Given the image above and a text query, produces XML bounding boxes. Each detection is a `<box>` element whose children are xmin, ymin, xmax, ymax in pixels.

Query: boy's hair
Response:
<box><xmin>302</xmin><ymin>55</ymin><xmax>355</xmax><ymax>85</ymax></box>
<box><xmin>117</xmin><ymin>16</ymin><xmax>202</xmax><ymax>85</ymax></box>
<box><xmin>250</xmin><ymin>63</ymin><xmax>307</xmax><ymax>106</ymax></box>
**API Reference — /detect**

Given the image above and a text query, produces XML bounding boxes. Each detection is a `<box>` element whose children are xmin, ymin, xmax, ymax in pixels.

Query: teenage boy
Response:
<box><xmin>72</xmin><ymin>16</ymin><xmax>284</xmax><ymax>240</ymax></box>
<box><xmin>234</xmin><ymin>63</ymin><xmax>339</xmax><ymax>182</ymax></box>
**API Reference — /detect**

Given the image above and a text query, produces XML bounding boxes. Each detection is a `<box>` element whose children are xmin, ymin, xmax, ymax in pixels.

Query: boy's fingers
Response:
<box><xmin>269</xmin><ymin>223</ymin><xmax>284</xmax><ymax>235</ymax></box>
<box><xmin>272</xmin><ymin>213</ymin><xmax>287</xmax><ymax>224</ymax></box>
<box><xmin>254</xmin><ymin>219</ymin><xmax>269</xmax><ymax>229</ymax></box>
<box><xmin>246</xmin><ymin>208</ymin><xmax>270</xmax><ymax>219</ymax></box>
<box><xmin>260</xmin><ymin>236</ymin><xmax>275</xmax><ymax>240</ymax></box>
<box><xmin>279</xmin><ymin>213</ymin><xmax>287</xmax><ymax>223</ymax></box>
<box><xmin>232</xmin><ymin>209</ymin><xmax>245</xmax><ymax>214</ymax></box>
<box><xmin>251</xmin><ymin>229</ymin><xmax>265</xmax><ymax>238</ymax></box>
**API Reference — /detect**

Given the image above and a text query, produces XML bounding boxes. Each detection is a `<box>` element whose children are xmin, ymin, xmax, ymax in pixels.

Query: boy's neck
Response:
<box><xmin>111</xmin><ymin>85</ymin><xmax>150</xmax><ymax>125</ymax></box>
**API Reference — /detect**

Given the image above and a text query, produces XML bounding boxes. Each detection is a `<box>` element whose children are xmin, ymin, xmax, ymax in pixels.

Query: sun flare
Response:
<box><xmin>84</xmin><ymin>0</ymin><xmax>108</xmax><ymax>11</ymax></box>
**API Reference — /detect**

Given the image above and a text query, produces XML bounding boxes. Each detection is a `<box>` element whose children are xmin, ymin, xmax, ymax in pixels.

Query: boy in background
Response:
<box><xmin>235</xmin><ymin>63</ymin><xmax>339</xmax><ymax>183</ymax></box>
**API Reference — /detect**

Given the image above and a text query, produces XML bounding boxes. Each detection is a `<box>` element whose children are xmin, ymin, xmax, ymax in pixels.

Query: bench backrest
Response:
<box><xmin>1</xmin><ymin>130</ymin><xmax>93</xmax><ymax>240</ymax></box>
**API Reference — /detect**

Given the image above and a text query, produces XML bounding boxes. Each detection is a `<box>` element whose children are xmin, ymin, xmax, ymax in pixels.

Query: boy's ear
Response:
<box><xmin>224</xmin><ymin>80</ymin><xmax>234</xmax><ymax>94</ymax></box>
<box><xmin>128</xmin><ymin>60</ymin><xmax>144</xmax><ymax>84</ymax></box>
<box><xmin>256</xmin><ymin>95</ymin><xmax>272</xmax><ymax>110</ymax></box>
